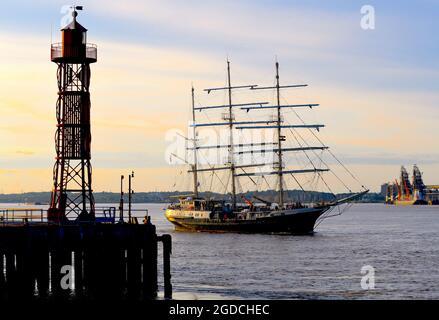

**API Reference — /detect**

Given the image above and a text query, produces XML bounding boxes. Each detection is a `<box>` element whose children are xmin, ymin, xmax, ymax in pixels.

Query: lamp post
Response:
<box><xmin>128</xmin><ymin>171</ymin><xmax>134</xmax><ymax>223</ymax></box>
<box><xmin>119</xmin><ymin>175</ymin><xmax>124</xmax><ymax>223</ymax></box>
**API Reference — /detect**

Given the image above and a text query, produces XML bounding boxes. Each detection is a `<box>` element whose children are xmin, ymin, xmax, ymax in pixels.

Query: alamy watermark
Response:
<box><xmin>60</xmin><ymin>264</ymin><xmax>75</xmax><ymax>290</ymax></box>
<box><xmin>60</xmin><ymin>5</ymin><xmax>75</xmax><ymax>28</ymax></box>
<box><xmin>361</xmin><ymin>5</ymin><xmax>376</xmax><ymax>30</ymax></box>
<box><xmin>165</xmin><ymin>123</ymin><xmax>277</xmax><ymax>169</ymax></box>
<box><xmin>360</xmin><ymin>265</ymin><xmax>376</xmax><ymax>290</ymax></box>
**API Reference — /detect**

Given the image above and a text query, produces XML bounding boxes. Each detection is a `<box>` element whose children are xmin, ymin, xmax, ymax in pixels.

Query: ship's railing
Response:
<box><xmin>51</xmin><ymin>42</ymin><xmax>97</xmax><ymax>61</ymax></box>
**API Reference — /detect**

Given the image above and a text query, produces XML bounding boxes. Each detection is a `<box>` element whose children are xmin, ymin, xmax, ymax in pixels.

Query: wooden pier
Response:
<box><xmin>0</xmin><ymin>219</ymin><xmax>172</xmax><ymax>301</ymax></box>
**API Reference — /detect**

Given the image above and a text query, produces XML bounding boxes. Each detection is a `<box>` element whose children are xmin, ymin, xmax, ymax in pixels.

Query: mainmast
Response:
<box><xmin>275</xmin><ymin>62</ymin><xmax>284</xmax><ymax>207</ymax></box>
<box><xmin>191</xmin><ymin>86</ymin><xmax>199</xmax><ymax>198</ymax></box>
<box><xmin>193</xmin><ymin>61</ymin><xmax>261</xmax><ymax>210</ymax></box>
<box><xmin>227</xmin><ymin>61</ymin><xmax>237</xmax><ymax>210</ymax></box>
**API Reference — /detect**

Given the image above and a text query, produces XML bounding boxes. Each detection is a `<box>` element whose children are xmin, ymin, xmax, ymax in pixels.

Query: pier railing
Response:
<box><xmin>0</xmin><ymin>208</ymin><xmax>45</xmax><ymax>224</ymax></box>
<box><xmin>0</xmin><ymin>207</ymin><xmax>149</xmax><ymax>225</ymax></box>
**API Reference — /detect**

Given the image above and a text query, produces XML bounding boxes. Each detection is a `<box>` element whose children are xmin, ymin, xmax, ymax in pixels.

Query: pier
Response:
<box><xmin>0</xmin><ymin>209</ymin><xmax>172</xmax><ymax>300</ymax></box>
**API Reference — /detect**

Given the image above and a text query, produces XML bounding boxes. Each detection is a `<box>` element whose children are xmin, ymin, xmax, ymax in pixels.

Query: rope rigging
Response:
<box><xmin>178</xmin><ymin>63</ymin><xmax>366</xmax><ymax>211</ymax></box>
<box><xmin>280</xmin><ymin>92</ymin><xmax>366</xmax><ymax>192</ymax></box>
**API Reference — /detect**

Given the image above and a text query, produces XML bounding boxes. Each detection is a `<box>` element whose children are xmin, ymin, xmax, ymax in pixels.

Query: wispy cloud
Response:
<box><xmin>16</xmin><ymin>150</ymin><xmax>35</xmax><ymax>156</ymax></box>
<box><xmin>0</xmin><ymin>1</ymin><xmax>438</xmax><ymax>193</ymax></box>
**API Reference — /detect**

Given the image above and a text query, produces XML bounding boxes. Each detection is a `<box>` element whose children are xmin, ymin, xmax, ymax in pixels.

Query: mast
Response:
<box><xmin>275</xmin><ymin>62</ymin><xmax>284</xmax><ymax>207</ymax></box>
<box><xmin>227</xmin><ymin>61</ymin><xmax>237</xmax><ymax>210</ymax></box>
<box><xmin>195</xmin><ymin>61</ymin><xmax>325</xmax><ymax>208</ymax></box>
<box><xmin>191</xmin><ymin>86</ymin><xmax>199</xmax><ymax>198</ymax></box>
<box><xmin>249</xmin><ymin>61</ymin><xmax>324</xmax><ymax>208</ymax></box>
<box><xmin>187</xmin><ymin>61</ymin><xmax>362</xmax><ymax>212</ymax></box>
<box><xmin>197</xmin><ymin>63</ymin><xmax>261</xmax><ymax>209</ymax></box>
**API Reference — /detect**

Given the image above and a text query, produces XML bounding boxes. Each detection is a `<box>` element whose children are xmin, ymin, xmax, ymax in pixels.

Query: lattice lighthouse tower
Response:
<box><xmin>48</xmin><ymin>7</ymin><xmax>97</xmax><ymax>222</ymax></box>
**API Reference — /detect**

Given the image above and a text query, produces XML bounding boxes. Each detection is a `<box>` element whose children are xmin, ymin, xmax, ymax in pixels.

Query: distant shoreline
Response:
<box><xmin>0</xmin><ymin>191</ymin><xmax>384</xmax><ymax>204</ymax></box>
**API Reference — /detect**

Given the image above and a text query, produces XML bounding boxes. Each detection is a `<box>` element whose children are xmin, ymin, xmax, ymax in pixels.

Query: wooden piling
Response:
<box><xmin>0</xmin><ymin>223</ymin><xmax>171</xmax><ymax>301</ymax></box>
<box><xmin>158</xmin><ymin>234</ymin><xmax>172</xmax><ymax>300</ymax></box>
<box><xmin>0</xmin><ymin>253</ymin><xmax>4</xmax><ymax>299</ymax></box>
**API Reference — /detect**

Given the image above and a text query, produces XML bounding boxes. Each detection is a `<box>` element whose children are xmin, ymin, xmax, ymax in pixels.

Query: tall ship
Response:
<box><xmin>385</xmin><ymin>165</ymin><xmax>439</xmax><ymax>205</ymax></box>
<box><xmin>166</xmin><ymin>61</ymin><xmax>368</xmax><ymax>234</ymax></box>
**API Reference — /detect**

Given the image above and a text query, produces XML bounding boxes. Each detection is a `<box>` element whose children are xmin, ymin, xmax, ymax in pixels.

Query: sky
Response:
<box><xmin>0</xmin><ymin>0</ymin><xmax>438</xmax><ymax>193</ymax></box>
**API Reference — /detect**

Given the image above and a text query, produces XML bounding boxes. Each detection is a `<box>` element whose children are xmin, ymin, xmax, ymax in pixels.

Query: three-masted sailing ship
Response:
<box><xmin>165</xmin><ymin>61</ymin><xmax>368</xmax><ymax>234</ymax></box>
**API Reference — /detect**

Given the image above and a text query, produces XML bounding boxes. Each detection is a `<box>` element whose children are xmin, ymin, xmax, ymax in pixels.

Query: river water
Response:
<box><xmin>149</xmin><ymin>203</ymin><xmax>439</xmax><ymax>300</ymax></box>
<box><xmin>2</xmin><ymin>202</ymin><xmax>438</xmax><ymax>299</ymax></box>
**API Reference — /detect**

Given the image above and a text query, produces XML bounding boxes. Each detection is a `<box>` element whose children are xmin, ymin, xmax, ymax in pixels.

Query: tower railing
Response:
<box><xmin>50</xmin><ymin>43</ymin><xmax>97</xmax><ymax>61</ymax></box>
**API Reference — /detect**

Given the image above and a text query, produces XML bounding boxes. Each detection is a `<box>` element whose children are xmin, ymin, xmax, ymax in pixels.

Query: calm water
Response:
<box><xmin>2</xmin><ymin>203</ymin><xmax>439</xmax><ymax>299</ymax></box>
<box><xmin>149</xmin><ymin>203</ymin><xmax>439</xmax><ymax>300</ymax></box>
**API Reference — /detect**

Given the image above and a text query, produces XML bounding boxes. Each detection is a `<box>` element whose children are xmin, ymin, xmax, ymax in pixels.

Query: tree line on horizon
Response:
<box><xmin>0</xmin><ymin>190</ymin><xmax>384</xmax><ymax>204</ymax></box>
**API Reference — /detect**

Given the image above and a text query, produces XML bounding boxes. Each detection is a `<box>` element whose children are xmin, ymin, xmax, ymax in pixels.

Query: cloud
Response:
<box><xmin>330</xmin><ymin>153</ymin><xmax>439</xmax><ymax>166</ymax></box>
<box><xmin>16</xmin><ymin>150</ymin><xmax>35</xmax><ymax>156</ymax></box>
<box><xmin>89</xmin><ymin>0</ymin><xmax>354</xmax><ymax>48</ymax></box>
<box><xmin>0</xmin><ymin>1</ymin><xmax>438</xmax><ymax>193</ymax></box>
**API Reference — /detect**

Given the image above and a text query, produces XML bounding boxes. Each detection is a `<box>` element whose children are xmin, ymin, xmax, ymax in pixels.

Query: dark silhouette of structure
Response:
<box><xmin>0</xmin><ymin>7</ymin><xmax>172</xmax><ymax>301</ymax></box>
<box><xmin>48</xmin><ymin>7</ymin><xmax>97</xmax><ymax>222</ymax></box>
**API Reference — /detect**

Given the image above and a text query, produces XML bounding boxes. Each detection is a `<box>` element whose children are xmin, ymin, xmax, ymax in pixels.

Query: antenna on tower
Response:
<box><xmin>70</xmin><ymin>5</ymin><xmax>83</xmax><ymax>21</ymax></box>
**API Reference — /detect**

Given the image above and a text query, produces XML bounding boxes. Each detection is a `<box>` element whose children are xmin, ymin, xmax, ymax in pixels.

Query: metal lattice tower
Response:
<box><xmin>48</xmin><ymin>7</ymin><xmax>97</xmax><ymax>222</ymax></box>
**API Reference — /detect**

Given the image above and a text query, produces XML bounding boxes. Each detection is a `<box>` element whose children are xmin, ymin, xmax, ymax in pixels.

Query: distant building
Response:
<box><xmin>425</xmin><ymin>185</ymin><xmax>439</xmax><ymax>204</ymax></box>
<box><xmin>384</xmin><ymin>165</ymin><xmax>439</xmax><ymax>205</ymax></box>
<box><xmin>380</xmin><ymin>183</ymin><xmax>389</xmax><ymax>197</ymax></box>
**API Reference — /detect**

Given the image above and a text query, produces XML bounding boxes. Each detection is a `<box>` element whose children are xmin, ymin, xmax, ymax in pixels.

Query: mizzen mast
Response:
<box><xmin>200</xmin><ymin>60</ymin><xmax>260</xmax><ymax>211</ymax></box>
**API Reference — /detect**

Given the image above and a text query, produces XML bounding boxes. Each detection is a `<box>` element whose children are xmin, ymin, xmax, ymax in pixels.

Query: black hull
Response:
<box><xmin>167</xmin><ymin>209</ymin><xmax>327</xmax><ymax>235</ymax></box>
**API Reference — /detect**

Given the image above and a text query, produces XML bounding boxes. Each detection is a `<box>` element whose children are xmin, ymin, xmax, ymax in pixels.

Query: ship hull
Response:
<box><xmin>165</xmin><ymin>207</ymin><xmax>328</xmax><ymax>235</ymax></box>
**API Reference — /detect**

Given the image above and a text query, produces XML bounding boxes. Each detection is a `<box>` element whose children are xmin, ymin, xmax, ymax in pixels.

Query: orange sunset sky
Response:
<box><xmin>0</xmin><ymin>0</ymin><xmax>438</xmax><ymax>193</ymax></box>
